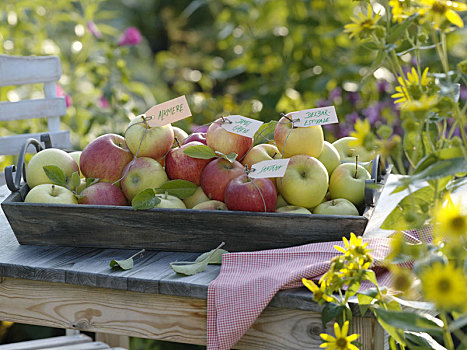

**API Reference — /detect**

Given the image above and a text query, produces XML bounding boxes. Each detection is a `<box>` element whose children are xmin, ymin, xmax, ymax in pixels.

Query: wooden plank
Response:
<box><xmin>94</xmin><ymin>334</ymin><xmax>129</xmax><ymax>349</ymax></box>
<box><xmin>0</xmin><ymin>334</ymin><xmax>92</xmax><ymax>350</ymax></box>
<box><xmin>0</xmin><ymin>277</ymin><xmax>383</xmax><ymax>350</ymax></box>
<box><xmin>0</xmin><ymin>131</ymin><xmax>70</xmax><ymax>156</ymax></box>
<box><xmin>0</xmin><ymin>55</ymin><xmax>61</xmax><ymax>87</ymax></box>
<box><xmin>0</xmin><ymin>98</ymin><xmax>66</xmax><ymax>122</ymax></box>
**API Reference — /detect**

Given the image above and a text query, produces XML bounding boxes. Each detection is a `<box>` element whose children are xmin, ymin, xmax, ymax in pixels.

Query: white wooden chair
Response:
<box><xmin>0</xmin><ymin>54</ymin><xmax>71</xmax><ymax>156</ymax></box>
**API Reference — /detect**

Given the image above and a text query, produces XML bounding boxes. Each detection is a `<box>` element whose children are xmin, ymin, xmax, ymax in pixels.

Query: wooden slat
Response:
<box><xmin>0</xmin><ymin>98</ymin><xmax>67</xmax><ymax>122</ymax></box>
<box><xmin>0</xmin><ymin>55</ymin><xmax>61</xmax><ymax>87</ymax></box>
<box><xmin>0</xmin><ymin>131</ymin><xmax>70</xmax><ymax>155</ymax></box>
<box><xmin>0</xmin><ymin>277</ymin><xmax>383</xmax><ymax>350</ymax></box>
<box><xmin>0</xmin><ymin>334</ymin><xmax>92</xmax><ymax>350</ymax></box>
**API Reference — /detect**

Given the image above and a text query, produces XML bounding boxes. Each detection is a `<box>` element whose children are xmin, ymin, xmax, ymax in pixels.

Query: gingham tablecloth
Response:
<box><xmin>207</xmin><ymin>227</ymin><xmax>433</xmax><ymax>350</ymax></box>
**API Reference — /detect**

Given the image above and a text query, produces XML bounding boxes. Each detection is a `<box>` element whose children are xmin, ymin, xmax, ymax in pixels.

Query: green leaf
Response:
<box><xmin>373</xmin><ymin>309</ymin><xmax>443</xmax><ymax>335</ymax></box>
<box><xmin>448</xmin><ymin>314</ymin><xmax>467</xmax><ymax>332</ymax></box>
<box><xmin>346</xmin><ymin>280</ymin><xmax>360</xmax><ymax>298</ymax></box>
<box><xmin>170</xmin><ymin>243</ymin><xmax>226</xmax><ymax>276</ymax></box>
<box><xmin>155</xmin><ymin>179</ymin><xmax>197</xmax><ymax>199</ymax></box>
<box><xmin>195</xmin><ymin>248</ymin><xmax>228</xmax><ymax>264</ymax></box>
<box><xmin>43</xmin><ymin>165</ymin><xmax>67</xmax><ymax>187</ymax></box>
<box><xmin>404</xmin><ymin>331</ymin><xmax>446</xmax><ymax>350</ymax></box>
<box><xmin>361</xmin><ymin>50</ymin><xmax>384</xmax><ymax>83</ymax></box>
<box><xmin>214</xmin><ymin>151</ymin><xmax>238</xmax><ymax>163</ymax></box>
<box><xmin>381</xmin><ymin>186</ymin><xmax>434</xmax><ymax>230</ymax></box>
<box><xmin>321</xmin><ymin>303</ymin><xmax>345</xmax><ymax>327</ymax></box>
<box><xmin>110</xmin><ymin>257</ymin><xmax>134</xmax><ymax>270</ymax></box>
<box><xmin>411</xmin><ymin>158</ymin><xmax>467</xmax><ymax>183</ymax></box>
<box><xmin>183</xmin><ymin>144</ymin><xmax>216</xmax><ymax>159</ymax></box>
<box><xmin>85</xmin><ymin>178</ymin><xmax>99</xmax><ymax>187</ymax></box>
<box><xmin>132</xmin><ymin>188</ymin><xmax>161</xmax><ymax>210</ymax></box>
<box><xmin>254</xmin><ymin>120</ymin><xmax>277</xmax><ymax>145</ymax></box>
<box><xmin>363</xmin><ymin>269</ymin><xmax>378</xmax><ymax>286</ymax></box>
<box><xmin>387</xmin><ymin>15</ymin><xmax>415</xmax><ymax>43</ymax></box>
<box><xmin>70</xmin><ymin>171</ymin><xmax>81</xmax><ymax>192</ymax></box>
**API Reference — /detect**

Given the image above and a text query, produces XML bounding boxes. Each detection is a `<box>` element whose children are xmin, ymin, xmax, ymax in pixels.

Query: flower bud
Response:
<box><xmin>374</xmin><ymin>25</ymin><xmax>386</xmax><ymax>39</ymax></box>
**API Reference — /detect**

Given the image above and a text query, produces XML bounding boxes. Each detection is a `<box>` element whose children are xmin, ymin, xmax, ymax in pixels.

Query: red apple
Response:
<box><xmin>78</xmin><ymin>182</ymin><xmax>128</xmax><ymax>206</ymax></box>
<box><xmin>206</xmin><ymin>118</ymin><xmax>253</xmax><ymax>158</ymax></box>
<box><xmin>80</xmin><ymin>134</ymin><xmax>133</xmax><ymax>184</ymax></box>
<box><xmin>200</xmin><ymin>158</ymin><xmax>244</xmax><ymax>201</ymax></box>
<box><xmin>182</xmin><ymin>132</ymin><xmax>207</xmax><ymax>145</ymax></box>
<box><xmin>224</xmin><ymin>175</ymin><xmax>277</xmax><ymax>212</ymax></box>
<box><xmin>165</xmin><ymin>141</ymin><xmax>212</xmax><ymax>185</ymax></box>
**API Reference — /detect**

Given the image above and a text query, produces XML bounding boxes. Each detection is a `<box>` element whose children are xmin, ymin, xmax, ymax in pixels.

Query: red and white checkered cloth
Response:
<box><xmin>207</xmin><ymin>226</ymin><xmax>433</xmax><ymax>350</ymax></box>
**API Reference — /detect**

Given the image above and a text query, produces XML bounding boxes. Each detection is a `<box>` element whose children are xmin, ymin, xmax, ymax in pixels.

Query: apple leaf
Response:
<box><xmin>170</xmin><ymin>242</ymin><xmax>226</xmax><ymax>276</ymax></box>
<box><xmin>254</xmin><ymin>120</ymin><xmax>277</xmax><ymax>145</ymax></box>
<box><xmin>110</xmin><ymin>257</ymin><xmax>134</xmax><ymax>270</ymax></box>
<box><xmin>85</xmin><ymin>177</ymin><xmax>99</xmax><ymax>187</ymax></box>
<box><xmin>132</xmin><ymin>188</ymin><xmax>161</xmax><ymax>210</ymax></box>
<box><xmin>214</xmin><ymin>151</ymin><xmax>237</xmax><ymax>163</ymax></box>
<box><xmin>43</xmin><ymin>165</ymin><xmax>67</xmax><ymax>187</ymax></box>
<box><xmin>183</xmin><ymin>145</ymin><xmax>216</xmax><ymax>159</ymax></box>
<box><xmin>155</xmin><ymin>180</ymin><xmax>197</xmax><ymax>199</ymax></box>
<box><xmin>70</xmin><ymin>171</ymin><xmax>81</xmax><ymax>192</ymax></box>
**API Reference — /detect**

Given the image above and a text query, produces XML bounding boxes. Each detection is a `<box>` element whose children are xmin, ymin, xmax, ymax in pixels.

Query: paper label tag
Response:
<box><xmin>289</xmin><ymin>106</ymin><xmax>338</xmax><ymax>127</ymax></box>
<box><xmin>145</xmin><ymin>95</ymin><xmax>192</xmax><ymax>127</ymax></box>
<box><xmin>249</xmin><ymin>159</ymin><xmax>290</xmax><ymax>179</ymax></box>
<box><xmin>220</xmin><ymin>115</ymin><xmax>264</xmax><ymax>138</ymax></box>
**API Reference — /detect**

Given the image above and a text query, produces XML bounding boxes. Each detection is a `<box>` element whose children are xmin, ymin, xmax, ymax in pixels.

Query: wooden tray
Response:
<box><xmin>1</xmin><ymin>135</ymin><xmax>389</xmax><ymax>252</ymax></box>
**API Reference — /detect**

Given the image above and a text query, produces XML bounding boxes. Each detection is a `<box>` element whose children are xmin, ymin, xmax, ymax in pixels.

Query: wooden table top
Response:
<box><xmin>0</xmin><ymin>176</ymin><xmax>400</xmax><ymax>313</ymax></box>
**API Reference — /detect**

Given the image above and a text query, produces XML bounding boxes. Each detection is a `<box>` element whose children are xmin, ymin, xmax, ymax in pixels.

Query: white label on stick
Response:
<box><xmin>220</xmin><ymin>115</ymin><xmax>264</xmax><ymax>138</ymax></box>
<box><xmin>289</xmin><ymin>106</ymin><xmax>338</xmax><ymax>127</ymax></box>
<box><xmin>145</xmin><ymin>95</ymin><xmax>192</xmax><ymax>127</ymax></box>
<box><xmin>249</xmin><ymin>159</ymin><xmax>290</xmax><ymax>179</ymax></box>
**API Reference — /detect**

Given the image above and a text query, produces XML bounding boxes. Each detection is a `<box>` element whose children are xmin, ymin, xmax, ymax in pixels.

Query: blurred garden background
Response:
<box><xmin>1</xmin><ymin>0</ymin><xmax>466</xmax><ymax>348</ymax></box>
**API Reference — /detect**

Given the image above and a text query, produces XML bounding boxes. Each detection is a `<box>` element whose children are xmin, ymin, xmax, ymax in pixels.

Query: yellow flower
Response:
<box><xmin>303</xmin><ymin>278</ymin><xmax>334</xmax><ymax>304</ymax></box>
<box><xmin>320</xmin><ymin>321</ymin><xmax>360</xmax><ymax>350</ymax></box>
<box><xmin>420</xmin><ymin>263</ymin><xmax>467</xmax><ymax>311</ymax></box>
<box><xmin>433</xmin><ymin>199</ymin><xmax>467</xmax><ymax>239</ymax></box>
<box><xmin>334</xmin><ymin>233</ymin><xmax>371</xmax><ymax>262</ymax></box>
<box><xmin>345</xmin><ymin>3</ymin><xmax>382</xmax><ymax>39</ymax></box>
<box><xmin>390</xmin><ymin>0</ymin><xmax>419</xmax><ymax>22</ymax></box>
<box><xmin>417</xmin><ymin>0</ymin><xmax>467</xmax><ymax>28</ymax></box>
<box><xmin>401</xmin><ymin>94</ymin><xmax>438</xmax><ymax>111</ymax></box>
<box><xmin>350</xmin><ymin>119</ymin><xmax>371</xmax><ymax>148</ymax></box>
<box><xmin>391</xmin><ymin>67</ymin><xmax>431</xmax><ymax>104</ymax></box>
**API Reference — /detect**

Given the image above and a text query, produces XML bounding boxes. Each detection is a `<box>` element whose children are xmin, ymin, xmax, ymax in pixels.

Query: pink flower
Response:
<box><xmin>118</xmin><ymin>27</ymin><xmax>142</xmax><ymax>46</ymax></box>
<box><xmin>98</xmin><ymin>96</ymin><xmax>110</xmax><ymax>108</ymax></box>
<box><xmin>87</xmin><ymin>21</ymin><xmax>102</xmax><ymax>39</ymax></box>
<box><xmin>56</xmin><ymin>84</ymin><xmax>72</xmax><ymax>108</ymax></box>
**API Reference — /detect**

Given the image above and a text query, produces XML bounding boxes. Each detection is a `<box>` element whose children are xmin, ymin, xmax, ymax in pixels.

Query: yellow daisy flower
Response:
<box><xmin>391</xmin><ymin>67</ymin><xmax>431</xmax><ymax>104</ymax></box>
<box><xmin>320</xmin><ymin>321</ymin><xmax>360</xmax><ymax>350</ymax></box>
<box><xmin>401</xmin><ymin>94</ymin><xmax>438</xmax><ymax>111</ymax></box>
<box><xmin>433</xmin><ymin>199</ymin><xmax>467</xmax><ymax>239</ymax></box>
<box><xmin>350</xmin><ymin>119</ymin><xmax>371</xmax><ymax>148</ymax></box>
<box><xmin>303</xmin><ymin>278</ymin><xmax>334</xmax><ymax>304</ymax></box>
<box><xmin>344</xmin><ymin>3</ymin><xmax>382</xmax><ymax>39</ymax></box>
<box><xmin>420</xmin><ymin>263</ymin><xmax>467</xmax><ymax>311</ymax></box>
<box><xmin>417</xmin><ymin>0</ymin><xmax>467</xmax><ymax>28</ymax></box>
<box><xmin>390</xmin><ymin>0</ymin><xmax>419</xmax><ymax>22</ymax></box>
<box><xmin>334</xmin><ymin>232</ymin><xmax>372</xmax><ymax>261</ymax></box>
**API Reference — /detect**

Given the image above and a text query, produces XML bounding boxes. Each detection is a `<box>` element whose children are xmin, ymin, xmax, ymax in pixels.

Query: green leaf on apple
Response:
<box><xmin>85</xmin><ymin>177</ymin><xmax>99</xmax><ymax>187</ymax></box>
<box><xmin>214</xmin><ymin>151</ymin><xmax>237</xmax><ymax>163</ymax></box>
<box><xmin>170</xmin><ymin>242</ymin><xmax>227</xmax><ymax>276</ymax></box>
<box><xmin>131</xmin><ymin>188</ymin><xmax>161</xmax><ymax>210</ymax></box>
<box><xmin>70</xmin><ymin>171</ymin><xmax>81</xmax><ymax>192</ymax></box>
<box><xmin>43</xmin><ymin>165</ymin><xmax>67</xmax><ymax>187</ymax></box>
<box><xmin>254</xmin><ymin>120</ymin><xmax>277</xmax><ymax>145</ymax></box>
<box><xmin>156</xmin><ymin>179</ymin><xmax>197</xmax><ymax>199</ymax></box>
<box><xmin>183</xmin><ymin>144</ymin><xmax>216</xmax><ymax>159</ymax></box>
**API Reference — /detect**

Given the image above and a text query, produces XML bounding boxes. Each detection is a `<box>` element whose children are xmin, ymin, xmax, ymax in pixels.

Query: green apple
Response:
<box><xmin>69</xmin><ymin>151</ymin><xmax>83</xmax><ymax>177</ymax></box>
<box><xmin>317</xmin><ymin>141</ymin><xmax>341</xmax><ymax>176</ymax></box>
<box><xmin>276</xmin><ymin>194</ymin><xmax>289</xmax><ymax>209</ymax></box>
<box><xmin>276</xmin><ymin>205</ymin><xmax>311</xmax><ymax>215</ymax></box>
<box><xmin>173</xmin><ymin>126</ymin><xmax>189</xmax><ymax>146</ymax></box>
<box><xmin>26</xmin><ymin>148</ymin><xmax>79</xmax><ymax>188</ymax></box>
<box><xmin>25</xmin><ymin>184</ymin><xmax>77</xmax><ymax>204</ymax></box>
<box><xmin>183</xmin><ymin>186</ymin><xmax>210</xmax><ymax>209</ymax></box>
<box><xmin>332</xmin><ymin>137</ymin><xmax>375</xmax><ymax>162</ymax></box>
<box><xmin>241</xmin><ymin>144</ymin><xmax>281</xmax><ymax>168</ymax></box>
<box><xmin>277</xmin><ymin>154</ymin><xmax>329</xmax><ymax>208</ymax></box>
<box><xmin>121</xmin><ymin>157</ymin><xmax>169</xmax><ymax>201</ymax></box>
<box><xmin>329</xmin><ymin>163</ymin><xmax>371</xmax><ymax>205</ymax></box>
<box><xmin>342</xmin><ymin>159</ymin><xmax>373</xmax><ymax>174</ymax></box>
<box><xmin>155</xmin><ymin>194</ymin><xmax>186</xmax><ymax>209</ymax></box>
<box><xmin>192</xmin><ymin>200</ymin><xmax>227</xmax><ymax>210</ymax></box>
<box><xmin>313</xmin><ymin>198</ymin><xmax>359</xmax><ymax>216</ymax></box>
<box><xmin>274</xmin><ymin>115</ymin><xmax>324</xmax><ymax>158</ymax></box>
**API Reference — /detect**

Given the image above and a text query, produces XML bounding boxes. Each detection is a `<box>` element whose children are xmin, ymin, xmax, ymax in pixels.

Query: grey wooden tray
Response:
<box><xmin>1</xmin><ymin>135</ymin><xmax>388</xmax><ymax>252</ymax></box>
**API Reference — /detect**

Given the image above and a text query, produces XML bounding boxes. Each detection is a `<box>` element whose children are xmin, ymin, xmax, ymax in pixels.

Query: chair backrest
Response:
<box><xmin>0</xmin><ymin>54</ymin><xmax>70</xmax><ymax>156</ymax></box>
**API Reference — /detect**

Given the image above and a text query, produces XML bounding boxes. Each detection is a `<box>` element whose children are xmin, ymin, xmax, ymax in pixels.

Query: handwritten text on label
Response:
<box><xmin>289</xmin><ymin>106</ymin><xmax>338</xmax><ymax>127</ymax></box>
<box><xmin>221</xmin><ymin>115</ymin><xmax>264</xmax><ymax>138</ymax></box>
<box><xmin>249</xmin><ymin>159</ymin><xmax>290</xmax><ymax>179</ymax></box>
<box><xmin>145</xmin><ymin>95</ymin><xmax>192</xmax><ymax>127</ymax></box>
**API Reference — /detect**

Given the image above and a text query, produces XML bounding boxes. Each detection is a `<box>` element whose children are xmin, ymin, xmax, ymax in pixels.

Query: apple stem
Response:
<box><xmin>331</xmin><ymin>199</ymin><xmax>336</xmax><ymax>206</ymax></box>
<box><xmin>129</xmin><ymin>248</ymin><xmax>145</xmax><ymax>260</ymax></box>
<box><xmin>174</xmin><ymin>137</ymin><xmax>181</xmax><ymax>148</ymax></box>
<box><xmin>354</xmin><ymin>155</ymin><xmax>359</xmax><ymax>178</ymax></box>
<box><xmin>51</xmin><ymin>184</ymin><xmax>56</xmax><ymax>197</ymax></box>
<box><xmin>272</xmin><ymin>152</ymin><xmax>277</xmax><ymax>159</ymax></box>
<box><xmin>164</xmin><ymin>190</ymin><xmax>168</xmax><ymax>200</ymax></box>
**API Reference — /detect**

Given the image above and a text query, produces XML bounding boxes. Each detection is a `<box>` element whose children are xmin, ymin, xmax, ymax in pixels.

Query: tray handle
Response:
<box><xmin>364</xmin><ymin>155</ymin><xmax>383</xmax><ymax>207</ymax></box>
<box><xmin>5</xmin><ymin>134</ymin><xmax>53</xmax><ymax>194</ymax></box>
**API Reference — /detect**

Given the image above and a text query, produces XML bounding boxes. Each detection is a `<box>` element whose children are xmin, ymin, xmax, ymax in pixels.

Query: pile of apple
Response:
<box><xmin>23</xmin><ymin>114</ymin><xmax>375</xmax><ymax>216</ymax></box>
